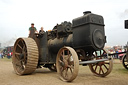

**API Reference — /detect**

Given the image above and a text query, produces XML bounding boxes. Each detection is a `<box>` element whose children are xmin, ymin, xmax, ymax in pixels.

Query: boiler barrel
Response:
<box><xmin>48</xmin><ymin>34</ymin><xmax>73</xmax><ymax>53</ymax></box>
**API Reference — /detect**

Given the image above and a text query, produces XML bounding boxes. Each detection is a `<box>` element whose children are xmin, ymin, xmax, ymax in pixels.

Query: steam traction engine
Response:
<box><xmin>12</xmin><ymin>11</ymin><xmax>113</xmax><ymax>82</ymax></box>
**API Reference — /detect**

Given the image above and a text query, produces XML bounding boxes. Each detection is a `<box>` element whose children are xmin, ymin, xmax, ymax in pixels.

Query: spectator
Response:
<box><xmin>7</xmin><ymin>52</ymin><xmax>11</xmax><ymax>59</ymax></box>
<box><xmin>1</xmin><ymin>52</ymin><xmax>3</xmax><ymax>58</ymax></box>
<box><xmin>115</xmin><ymin>50</ymin><xmax>118</xmax><ymax>59</ymax></box>
<box><xmin>11</xmin><ymin>52</ymin><xmax>13</xmax><ymax>57</ymax></box>
<box><xmin>39</xmin><ymin>27</ymin><xmax>45</xmax><ymax>34</ymax></box>
<box><xmin>118</xmin><ymin>48</ymin><xmax>124</xmax><ymax>62</ymax></box>
<box><xmin>108</xmin><ymin>49</ymin><xmax>114</xmax><ymax>58</ymax></box>
<box><xmin>0</xmin><ymin>52</ymin><xmax>1</xmax><ymax>59</ymax></box>
<box><xmin>39</xmin><ymin>27</ymin><xmax>45</xmax><ymax>37</ymax></box>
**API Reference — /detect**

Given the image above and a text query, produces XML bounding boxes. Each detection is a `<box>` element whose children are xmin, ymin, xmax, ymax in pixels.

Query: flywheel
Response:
<box><xmin>12</xmin><ymin>38</ymin><xmax>39</xmax><ymax>75</ymax></box>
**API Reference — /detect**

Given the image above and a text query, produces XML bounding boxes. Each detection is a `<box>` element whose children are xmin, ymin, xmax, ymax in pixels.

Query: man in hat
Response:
<box><xmin>28</xmin><ymin>23</ymin><xmax>38</xmax><ymax>39</ymax></box>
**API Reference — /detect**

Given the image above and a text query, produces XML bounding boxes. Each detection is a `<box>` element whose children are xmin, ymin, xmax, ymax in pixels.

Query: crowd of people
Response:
<box><xmin>108</xmin><ymin>47</ymin><xmax>126</xmax><ymax>61</ymax></box>
<box><xmin>0</xmin><ymin>51</ymin><xmax>12</xmax><ymax>59</ymax></box>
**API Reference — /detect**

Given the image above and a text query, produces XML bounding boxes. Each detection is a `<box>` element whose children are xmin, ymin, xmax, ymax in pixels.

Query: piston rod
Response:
<box><xmin>79</xmin><ymin>58</ymin><xmax>109</xmax><ymax>65</ymax></box>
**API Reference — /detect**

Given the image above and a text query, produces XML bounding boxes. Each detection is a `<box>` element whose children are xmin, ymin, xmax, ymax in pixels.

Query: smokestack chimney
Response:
<box><xmin>83</xmin><ymin>11</ymin><xmax>91</xmax><ymax>15</ymax></box>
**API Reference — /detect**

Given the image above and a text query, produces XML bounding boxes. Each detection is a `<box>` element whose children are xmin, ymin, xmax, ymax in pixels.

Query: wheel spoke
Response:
<box><xmin>100</xmin><ymin>50</ymin><xmax>101</xmax><ymax>56</ymax></box>
<box><xmin>67</xmin><ymin>50</ymin><xmax>70</xmax><ymax>55</ymax></box>
<box><xmin>16</xmin><ymin>66</ymin><xmax>22</xmax><ymax>72</ymax></box>
<box><xmin>68</xmin><ymin>65</ymin><xmax>74</xmax><ymax>69</ymax></box>
<box><xmin>21</xmin><ymin>45</ymin><xmax>27</xmax><ymax>62</ymax></box>
<box><xmin>15</xmin><ymin>60</ymin><xmax>22</xmax><ymax>67</ymax></box>
<box><xmin>17</xmin><ymin>44</ymin><xmax>23</xmax><ymax>50</ymax></box>
<box><xmin>15</xmin><ymin>62</ymin><xmax>21</xmax><ymax>67</ymax></box>
<box><xmin>23</xmin><ymin>53</ymin><xmax>27</xmax><ymax>61</ymax></box>
<box><xmin>60</xmin><ymin>66</ymin><xmax>64</xmax><ymax>72</ymax></box>
<box><xmin>101</xmin><ymin>67</ymin><xmax>104</xmax><ymax>74</ymax></box>
<box><xmin>63</xmin><ymin>50</ymin><xmax>65</xmax><ymax>57</ymax></box>
<box><xmin>65</xmin><ymin>68</ymin><xmax>68</xmax><ymax>78</ymax></box>
<box><xmin>59</xmin><ymin>60</ymin><xmax>64</xmax><ymax>67</ymax></box>
<box><xmin>68</xmin><ymin>50</ymin><xmax>71</xmax><ymax>58</ymax></box>
<box><xmin>22</xmin><ymin>45</ymin><xmax>26</xmax><ymax>52</ymax></box>
<box><xmin>103</xmin><ymin>64</ymin><xmax>108</xmax><ymax>70</ymax></box>
<box><xmin>99</xmin><ymin>66</ymin><xmax>102</xmax><ymax>74</ymax></box>
<box><xmin>15</xmin><ymin>54</ymin><xmax>20</xmax><ymax>60</ymax></box>
<box><xmin>21</xmin><ymin>40</ymin><xmax>25</xmax><ymax>46</ymax></box>
<box><xmin>60</xmin><ymin>53</ymin><xmax>63</xmax><ymax>58</ymax></box>
<box><xmin>61</xmin><ymin>50</ymin><xmax>66</xmax><ymax>58</ymax></box>
<box><xmin>94</xmin><ymin>65</ymin><xmax>97</xmax><ymax>71</ymax></box>
<box><xmin>69</xmin><ymin>68</ymin><xmax>73</xmax><ymax>73</ymax></box>
<box><xmin>15</xmin><ymin>52</ymin><xmax>21</xmax><ymax>55</ymax></box>
<box><xmin>16</xmin><ymin>63</ymin><xmax>24</xmax><ymax>72</ymax></box>
<box><xmin>59</xmin><ymin>60</ymin><xmax>63</xmax><ymax>63</ymax></box>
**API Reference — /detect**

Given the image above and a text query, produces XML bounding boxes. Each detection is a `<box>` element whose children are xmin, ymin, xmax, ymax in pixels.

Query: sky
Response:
<box><xmin>0</xmin><ymin>0</ymin><xmax>128</xmax><ymax>47</ymax></box>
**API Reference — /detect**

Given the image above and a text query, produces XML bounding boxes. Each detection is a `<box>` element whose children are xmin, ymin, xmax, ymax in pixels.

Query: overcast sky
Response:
<box><xmin>0</xmin><ymin>0</ymin><xmax>128</xmax><ymax>47</ymax></box>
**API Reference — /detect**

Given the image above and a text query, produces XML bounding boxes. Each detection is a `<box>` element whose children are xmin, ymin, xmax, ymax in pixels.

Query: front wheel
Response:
<box><xmin>56</xmin><ymin>47</ymin><xmax>79</xmax><ymax>82</ymax></box>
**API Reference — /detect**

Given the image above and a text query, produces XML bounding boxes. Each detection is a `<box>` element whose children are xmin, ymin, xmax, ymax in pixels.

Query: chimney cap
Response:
<box><xmin>83</xmin><ymin>11</ymin><xmax>91</xmax><ymax>15</ymax></box>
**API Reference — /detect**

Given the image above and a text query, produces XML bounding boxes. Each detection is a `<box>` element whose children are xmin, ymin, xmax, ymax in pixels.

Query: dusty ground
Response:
<box><xmin>0</xmin><ymin>59</ymin><xmax>128</xmax><ymax>85</ymax></box>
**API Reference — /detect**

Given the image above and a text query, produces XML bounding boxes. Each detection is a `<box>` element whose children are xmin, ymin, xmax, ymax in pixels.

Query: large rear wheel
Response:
<box><xmin>12</xmin><ymin>38</ymin><xmax>39</xmax><ymax>75</ymax></box>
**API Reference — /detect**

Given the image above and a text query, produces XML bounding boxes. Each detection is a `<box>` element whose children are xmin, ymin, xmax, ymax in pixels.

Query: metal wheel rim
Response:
<box><xmin>89</xmin><ymin>49</ymin><xmax>113</xmax><ymax>77</ymax></box>
<box><xmin>56</xmin><ymin>46</ymin><xmax>79</xmax><ymax>82</ymax></box>
<box><xmin>122</xmin><ymin>54</ymin><xmax>128</xmax><ymax>70</ymax></box>
<box><xmin>12</xmin><ymin>38</ymin><xmax>39</xmax><ymax>75</ymax></box>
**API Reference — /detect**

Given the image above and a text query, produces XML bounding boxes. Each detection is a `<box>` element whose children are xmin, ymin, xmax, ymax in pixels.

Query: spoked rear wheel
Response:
<box><xmin>89</xmin><ymin>49</ymin><xmax>113</xmax><ymax>77</ymax></box>
<box><xmin>56</xmin><ymin>47</ymin><xmax>79</xmax><ymax>82</ymax></box>
<box><xmin>12</xmin><ymin>38</ymin><xmax>39</xmax><ymax>75</ymax></box>
<box><xmin>122</xmin><ymin>54</ymin><xmax>128</xmax><ymax>70</ymax></box>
